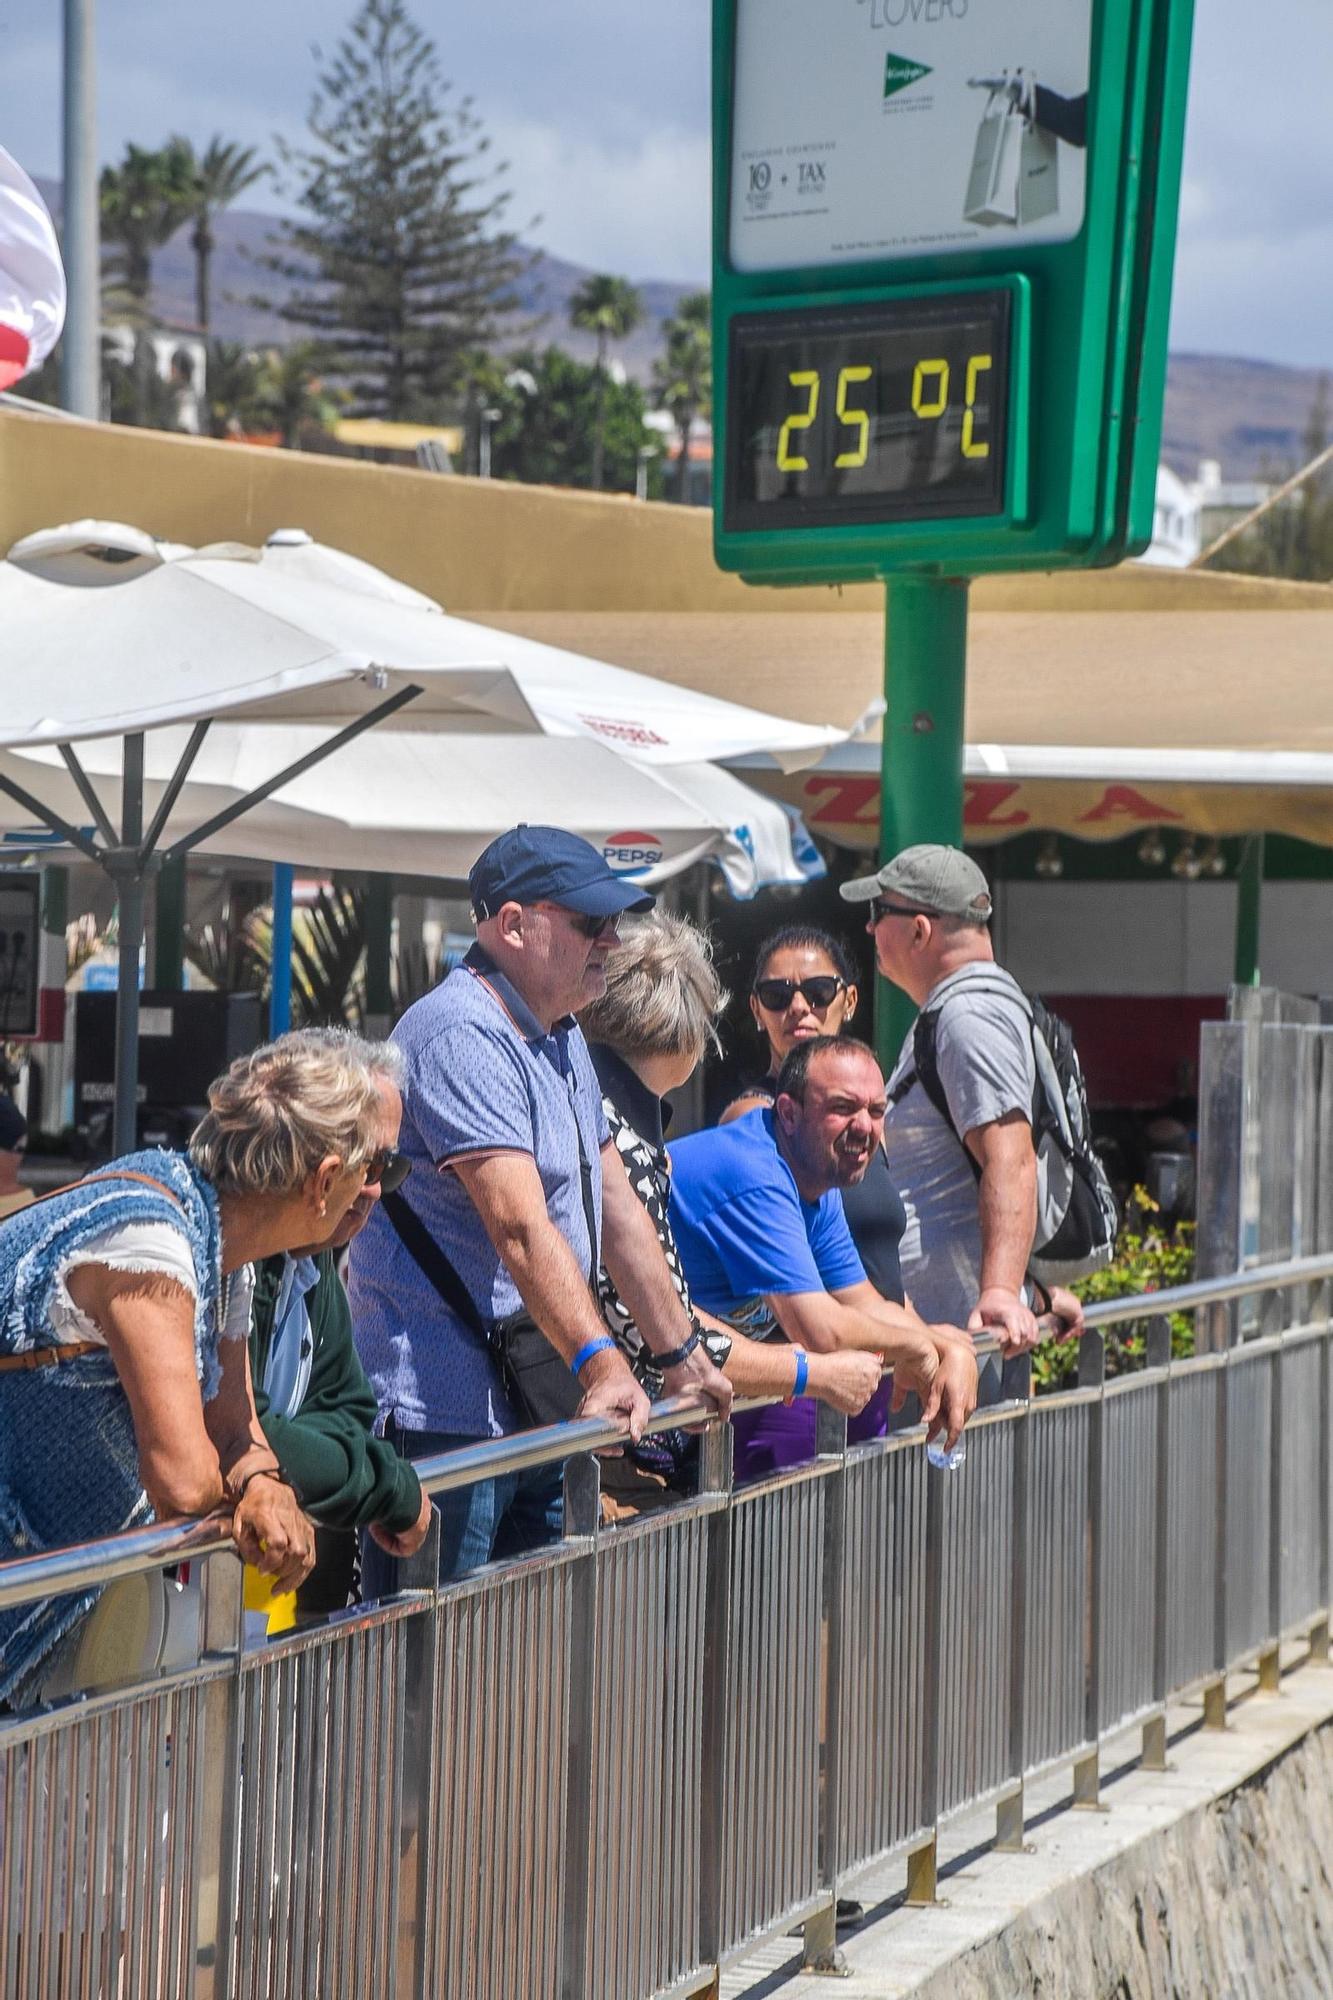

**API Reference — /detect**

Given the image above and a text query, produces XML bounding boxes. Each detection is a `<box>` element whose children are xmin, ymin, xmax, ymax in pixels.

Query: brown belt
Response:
<box><xmin>0</xmin><ymin>1339</ymin><xmax>104</xmax><ymax>1373</ymax></box>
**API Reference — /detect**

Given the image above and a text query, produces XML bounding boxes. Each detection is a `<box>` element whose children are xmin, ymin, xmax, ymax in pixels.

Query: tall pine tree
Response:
<box><xmin>263</xmin><ymin>0</ymin><xmax>526</xmax><ymax>420</ymax></box>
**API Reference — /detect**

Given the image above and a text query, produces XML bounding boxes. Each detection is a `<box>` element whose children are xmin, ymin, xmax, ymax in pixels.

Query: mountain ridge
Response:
<box><xmin>34</xmin><ymin>182</ymin><xmax>1330</xmax><ymax>481</ymax></box>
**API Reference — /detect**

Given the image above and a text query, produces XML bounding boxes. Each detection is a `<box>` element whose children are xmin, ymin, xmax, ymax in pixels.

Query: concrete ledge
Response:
<box><xmin>725</xmin><ymin>1649</ymin><xmax>1333</xmax><ymax>1998</ymax></box>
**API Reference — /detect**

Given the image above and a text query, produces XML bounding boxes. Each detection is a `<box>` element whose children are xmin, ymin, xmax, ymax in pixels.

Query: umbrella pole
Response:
<box><xmin>111</xmin><ymin>734</ymin><xmax>146</xmax><ymax>1156</ymax></box>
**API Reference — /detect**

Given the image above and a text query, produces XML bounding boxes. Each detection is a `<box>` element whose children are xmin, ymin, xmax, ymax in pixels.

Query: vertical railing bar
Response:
<box><xmin>391</xmin><ymin>1512</ymin><xmax>440</xmax><ymax>2000</ymax></box>
<box><xmin>1206</xmin><ymin>1347</ymin><xmax>1231</xmax><ymax>1727</ymax></box>
<box><xmin>1312</xmin><ymin>1320</ymin><xmax>1320</xmax><ymax>1632</ymax></box>
<box><xmin>192</xmin><ymin>1553</ymin><xmax>243</xmax><ymax>1999</ymax></box>
<box><xmin>696</xmin><ymin>1421</ymin><xmax>734</xmax><ymax>1976</ymax></box>
<box><xmin>1075</xmin><ymin>1331</ymin><xmax>1106</xmax><ymax>1806</ymax></box>
<box><xmin>1262</xmin><ymin>1336</ymin><xmax>1286</xmax><ymax>1692</ymax></box>
<box><xmin>1144</xmin><ymin>1317</ymin><xmax>1173</xmax><ymax>1768</ymax></box>
<box><xmin>906</xmin><ymin>1453</ymin><xmax>944</xmax><ymax>1904</ymax></box>
<box><xmin>559</xmin><ymin>1453</ymin><xmax>601</xmax><ymax>2000</ymax></box>
<box><xmin>807</xmin><ymin>1446</ymin><xmax>846</xmax><ymax>1974</ymax></box>
<box><xmin>998</xmin><ymin>1358</ymin><xmax>1031</xmax><ymax>1847</ymax></box>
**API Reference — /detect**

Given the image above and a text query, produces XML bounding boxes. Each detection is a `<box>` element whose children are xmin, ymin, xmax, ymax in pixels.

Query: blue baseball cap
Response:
<box><xmin>469</xmin><ymin>825</ymin><xmax>657</xmax><ymax>921</ymax></box>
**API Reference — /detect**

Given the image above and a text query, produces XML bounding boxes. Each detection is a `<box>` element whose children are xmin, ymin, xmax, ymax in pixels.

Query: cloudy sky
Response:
<box><xmin>3</xmin><ymin>0</ymin><xmax>1330</xmax><ymax>367</ymax></box>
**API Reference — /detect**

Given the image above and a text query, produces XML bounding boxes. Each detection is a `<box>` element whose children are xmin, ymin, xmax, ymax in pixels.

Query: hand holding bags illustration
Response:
<box><xmin>964</xmin><ymin>72</ymin><xmax>1059</xmax><ymax>230</ymax></box>
<box><xmin>1016</xmin><ymin>75</ymin><xmax>1060</xmax><ymax>227</ymax></box>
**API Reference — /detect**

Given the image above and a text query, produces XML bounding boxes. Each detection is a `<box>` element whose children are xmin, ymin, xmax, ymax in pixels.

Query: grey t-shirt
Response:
<box><xmin>884</xmin><ymin>961</ymin><xmax>1036</xmax><ymax>1329</ymax></box>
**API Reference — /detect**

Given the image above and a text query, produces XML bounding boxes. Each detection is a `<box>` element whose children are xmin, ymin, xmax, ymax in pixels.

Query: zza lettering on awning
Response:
<box><xmin>775</xmin><ymin>774</ymin><xmax>1333</xmax><ymax>850</ymax></box>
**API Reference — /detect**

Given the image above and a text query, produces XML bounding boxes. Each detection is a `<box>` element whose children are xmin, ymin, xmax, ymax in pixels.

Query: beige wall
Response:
<box><xmin>3</xmin><ymin>406</ymin><xmax>1327</xmax><ymax>619</ymax></box>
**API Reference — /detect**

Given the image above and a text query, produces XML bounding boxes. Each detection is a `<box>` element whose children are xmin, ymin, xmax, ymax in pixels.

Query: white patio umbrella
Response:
<box><xmin>3</xmin><ymin>726</ymin><xmax>817</xmax><ymax>897</ymax></box>
<box><xmin>1</xmin><ymin>522</ymin><xmax>856</xmax><ymax>1143</ymax></box>
<box><xmin>1</xmin><ymin>522</ymin><xmax>861</xmax><ymax>766</ymax></box>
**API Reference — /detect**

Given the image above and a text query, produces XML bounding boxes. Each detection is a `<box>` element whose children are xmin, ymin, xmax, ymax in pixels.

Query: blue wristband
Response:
<box><xmin>572</xmin><ymin>1334</ymin><xmax>617</xmax><ymax>1376</ymax></box>
<box><xmin>791</xmin><ymin>1348</ymin><xmax>809</xmax><ymax>1399</ymax></box>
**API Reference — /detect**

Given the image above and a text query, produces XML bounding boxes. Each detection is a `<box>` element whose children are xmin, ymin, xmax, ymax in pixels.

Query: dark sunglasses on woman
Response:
<box><xmin>753</xmin><ymin>974</ymin><xmax>846</xmax><ymax>1012</ymax></box>
<box><xmin>362</xmin><ymin>1149</ymin><xmax>412</xmax><ymax>1194</ymax></box>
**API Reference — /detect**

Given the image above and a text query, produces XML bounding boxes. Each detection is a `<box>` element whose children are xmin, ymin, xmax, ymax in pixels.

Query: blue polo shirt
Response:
<box><xmin>667</xmin><ymin>1109</ymin><xmax>865</xmax><ymax>1339</ymax></box>
<box><xmin>348</xmin><ymin>944</ymin><xmax>609</xmax><ymax>1438</ymax></box>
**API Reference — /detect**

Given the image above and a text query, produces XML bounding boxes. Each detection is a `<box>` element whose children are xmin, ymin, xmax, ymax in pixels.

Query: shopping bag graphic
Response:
<box><xmin>963</xmin><ymin>88</ymin><xmax>1023</xmax><ymax>227</ymax></box>
<box><xmin>1017</xmin><ymin>78</ymin><xmax>1060</xmax><ymax>226</ymax></box>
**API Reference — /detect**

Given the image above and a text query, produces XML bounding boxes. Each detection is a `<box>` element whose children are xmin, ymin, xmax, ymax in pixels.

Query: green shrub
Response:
<box><xmin>1033</xmin><ymin>1189</ymin><xmax>1195</xmax><ymax>1395</ymax></box>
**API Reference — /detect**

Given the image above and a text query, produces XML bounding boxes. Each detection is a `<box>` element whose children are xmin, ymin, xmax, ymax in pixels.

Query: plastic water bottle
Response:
<box><xmin>926</xmin><ymin>1436</ymin><xmax>967</xmax><ymax>1472</ymax></box>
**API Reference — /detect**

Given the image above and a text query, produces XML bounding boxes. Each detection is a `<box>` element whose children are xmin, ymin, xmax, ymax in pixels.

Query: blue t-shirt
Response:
<box><xmin>667</xmin><ymin>1108</ymin><xmax>866</xmax><ymax>1338</ymax></box>
<box><xmin>349</xmin><ymin>945</ymin><xmax>609</xmax><ymax>1438</ymax></box>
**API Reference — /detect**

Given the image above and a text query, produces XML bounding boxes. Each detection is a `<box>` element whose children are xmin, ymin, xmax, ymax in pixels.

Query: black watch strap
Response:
<box><xmin>651</xmin><ymin>1325</ymin><xmax>701</xmax><ymax>1373</ymax></box>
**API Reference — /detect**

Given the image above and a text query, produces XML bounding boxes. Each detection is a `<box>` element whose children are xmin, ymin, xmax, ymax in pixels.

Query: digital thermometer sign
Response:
<box><xmin>723</xmin><ymin>291</ymin><xmax>1009</xmax><ymax>536</ymax></box>
<box><xmin>711</xmin><ymin>0</ymin><xmax>1197</xmax><ymax>579</ymax></box>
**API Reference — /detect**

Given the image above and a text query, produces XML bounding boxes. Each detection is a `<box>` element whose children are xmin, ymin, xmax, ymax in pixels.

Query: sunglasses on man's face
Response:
<box><xmin>753</xmin><ymin>974</ymin><xmax>845</xmax><ymax>1012</ymax></box>
<box><xmin>361</xmin><ymin>1148</ymin><xmax>411</xmax><ymax>1194</ymax></box>
<box><xmin>535</xmin><ymin>901</ymin><xmax>622</xmax><ymax>941</ymax></box>
<box><xmin>868</xmin><ymin>899</ymin><xmax>933</xmax><ymax>926</ymax></box>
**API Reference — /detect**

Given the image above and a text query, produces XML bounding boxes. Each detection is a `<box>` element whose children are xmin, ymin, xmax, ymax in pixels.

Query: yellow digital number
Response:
<box><xmin>961</xmin><ymin>353</ymin><xmax>993</xmax><ymax>459</ymax></box>
<box><xmin>776</xmin><ymin>369</ymin><xmax>820</xmax><ymax>472</ymax></box>
<box><xmin>833</xmin><ymin>365</ymin><xmax>873</xmax><ymax>469</ymax></box>
<box><xmin>911</xmin><ymin>358</ymin><xmax>950</xmax><ymax>420</ymax></box>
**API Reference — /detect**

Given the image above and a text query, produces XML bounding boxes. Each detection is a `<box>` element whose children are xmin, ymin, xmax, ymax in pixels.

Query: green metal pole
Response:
<box><xmin>153</xmin><ymin>854</ymin><xmax>186</xmax><ymax>990</ymax></box>
<box><xmin>1234</xmin><ymin>832</ymin><xmax>1264</xmax><ymax>988</ymax></box>
<box><xmin>874</xmin><ymin>575</ymin><xmax>970</xmax><ymax>1073</ymax></box>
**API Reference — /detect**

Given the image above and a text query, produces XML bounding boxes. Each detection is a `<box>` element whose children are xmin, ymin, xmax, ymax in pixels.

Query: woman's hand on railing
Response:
<box><xmin>231</xmin><ymin>1474</ymin><xmax>317</xmax><ymax>1593</ymax></box>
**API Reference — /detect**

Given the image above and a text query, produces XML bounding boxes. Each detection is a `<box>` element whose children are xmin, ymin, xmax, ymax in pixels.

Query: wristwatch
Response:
<box><xmin>652</xmin><ymin>1315</ymin><xmax>706</xmax><ymax>1372</ymax></box>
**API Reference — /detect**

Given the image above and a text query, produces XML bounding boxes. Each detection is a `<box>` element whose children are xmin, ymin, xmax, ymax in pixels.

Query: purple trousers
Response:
<box><xmin>731</xmin><ymin>1379</ymin><xmax>893</xmax><ymax>1487</ymax></box>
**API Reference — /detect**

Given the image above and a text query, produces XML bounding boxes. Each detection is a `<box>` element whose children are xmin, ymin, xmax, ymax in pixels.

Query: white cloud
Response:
<box><xmin>494</xmin><ymin>119</ymin><xmax>711</xmax><ymax>282</ymax></box>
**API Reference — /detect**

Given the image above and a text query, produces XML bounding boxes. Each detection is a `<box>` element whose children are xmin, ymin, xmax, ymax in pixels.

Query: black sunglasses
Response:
<box><xmin>535</xmin><ymin>901</ymin><xmax>622</xmax><ymax>941</ymax></box>
<box><xmin>362</xmin><ymin>1148</ymin><xmax>411</xmax><ymax>1194</ymax></box>
<box><xmin>753</xmin><ymin>974</ymin><xmax>846</xmax><ymax>1011</ymax></box>
<box><xmin>868</xmin><ymin>899</ymin><xmax>933</xmax><ymax>925</ymax></box>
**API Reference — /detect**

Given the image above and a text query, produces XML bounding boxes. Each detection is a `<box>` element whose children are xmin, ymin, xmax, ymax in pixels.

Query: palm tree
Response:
<box><xmin>569</xmin><ymin>274</ymin><xmax>643</xmax><ymax>490</ymax></box>
<box><xmin>99</xmin><ymin>139</ymin><xmax>195</xmax><ymax>309</ymax></box>
<box><xmin>257</xmin><ymin>342</ymin><xmax>340</xmax><ymax>450</ymax></box>
<box><xmin>177</xmin><ymin>136</ymin><xmax>269</xmax><ymax>338</ymax></box>
<box><xmin>100</xmin><ymin>140</ymin><xmax>195</xmax><ymax>424</ymax></box>
<box><xmin>652</xmin><ymin>292</ymin><xmax>712</xmax><ymax>504</ymax></box>
<box><xmin>204</xmin><ymin>340</ymin><xmax>265</xmax><ymax>438</ymax></box>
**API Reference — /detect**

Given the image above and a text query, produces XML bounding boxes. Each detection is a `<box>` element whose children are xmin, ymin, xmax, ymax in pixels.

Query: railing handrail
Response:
<box><xmin>2</xmin><ymin>1250</ymin><xmax>1330</xmax><ymax>1613</ymax></box>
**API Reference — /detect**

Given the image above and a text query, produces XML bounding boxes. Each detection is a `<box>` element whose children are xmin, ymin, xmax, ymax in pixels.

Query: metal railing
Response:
<box><xmin>3</xmin><ymin>1252</ymin><xmax>1333</xmax><ymax>1998</ymax></box>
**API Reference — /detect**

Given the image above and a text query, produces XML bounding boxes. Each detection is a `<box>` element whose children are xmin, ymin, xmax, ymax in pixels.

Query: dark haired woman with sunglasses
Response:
<box><xmin>720</xmin><ymin>923</ymin><xmax>910</xmax><ymax>1454</ymax></box>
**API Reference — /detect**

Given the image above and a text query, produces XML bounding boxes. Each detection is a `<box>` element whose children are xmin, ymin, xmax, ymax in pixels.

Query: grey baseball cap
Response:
<box><xmin>840</xmin><ymin>844</ymin><xmax>993</xmax><ymax>922</ymax></box>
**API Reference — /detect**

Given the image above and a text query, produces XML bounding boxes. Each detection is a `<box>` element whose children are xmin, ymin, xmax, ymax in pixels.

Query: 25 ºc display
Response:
<box><xmin>723</xmin><ymin>290</ymin><xmax>1010</xmax><ymax>536</ymax></box>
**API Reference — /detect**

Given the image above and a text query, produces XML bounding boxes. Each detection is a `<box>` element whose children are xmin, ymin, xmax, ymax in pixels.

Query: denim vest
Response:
<box><xmin>0</xmin><ymin>1149</ymin><xmax>225</xmax><ymax>1707</ymax></box>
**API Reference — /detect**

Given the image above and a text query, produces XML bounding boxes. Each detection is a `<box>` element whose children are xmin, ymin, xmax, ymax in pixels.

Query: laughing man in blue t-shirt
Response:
<box><xmin>669</xmin><ymin>1037</ymin><xmax>978</xmax><ymax>1481</ymax></box>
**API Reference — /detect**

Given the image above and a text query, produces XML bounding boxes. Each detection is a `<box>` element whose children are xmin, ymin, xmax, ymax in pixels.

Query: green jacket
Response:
<box><xmin>250</xmin><ymin>1251</ymin><xmax>422</xmax><ymax>1536</ymax></box>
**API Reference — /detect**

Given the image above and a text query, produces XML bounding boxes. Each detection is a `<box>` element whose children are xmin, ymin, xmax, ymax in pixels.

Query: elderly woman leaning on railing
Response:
<box><xmin>0</xmin><ymin>1029</ymin><xmax>397</xmax><ymax>1709</ymax></box>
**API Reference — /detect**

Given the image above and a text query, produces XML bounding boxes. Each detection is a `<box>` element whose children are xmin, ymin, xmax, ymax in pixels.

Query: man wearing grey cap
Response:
<box><xmin>841</xmin><ymin>845</ymin><xmax>1078</xmax><ymax>1390</ymax></box>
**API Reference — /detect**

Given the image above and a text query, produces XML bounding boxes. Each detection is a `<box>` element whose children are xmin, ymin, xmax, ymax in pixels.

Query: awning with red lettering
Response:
<box><xmin>475</xmin><ymin>570</ymin><xmax>1333</xmax><ymax>849</ymax></box>
<box><xmin>760</xmin><ymin>745</ymin><xmax>1333</xmax><ymax>850</ymax></box>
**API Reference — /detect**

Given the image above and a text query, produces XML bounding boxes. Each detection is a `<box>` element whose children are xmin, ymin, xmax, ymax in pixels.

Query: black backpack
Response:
<box><xmin>895</xmin><ymin>971</ymin><xmax>1118</xmax><ymax>1281</ymax></box>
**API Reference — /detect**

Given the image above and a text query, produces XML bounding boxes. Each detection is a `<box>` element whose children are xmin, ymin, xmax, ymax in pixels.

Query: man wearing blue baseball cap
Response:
<box><xmin>351</xmin><ymin>825</ymin><xmax>732</xmax><ymax>1587</ymax></box>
